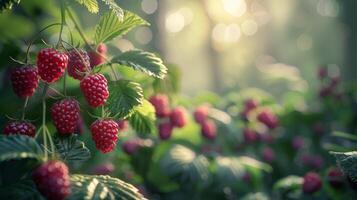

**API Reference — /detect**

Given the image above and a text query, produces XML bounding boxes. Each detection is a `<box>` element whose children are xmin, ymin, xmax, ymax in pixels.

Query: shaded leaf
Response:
<box><xmin>107</xmin><ymin>80</ymin><xmax>144</xmax><ymax>119</ymax></box>
<box><xmin>0</xmin><ymin>135</ymin><xmax>44</xmax><ymax>162</ymax></box>
<box><xmin>74</xmin><ymin>0</ymin><xmax>99</xmax><ymax>13</ymax></box>
<box><xmin>153</xmin><ymin>63</ymin><xmax>181</xmax><ymax>94</ymax></box>
<box><xmin>331</xmin><ymin>151</ymin><xmax>357</xmax><ymax>182</ymax></box>
<box><xmin>0</xmin><ymin>179</ymin><xmax>44</xmax><ymax>200</ymax></box>
<box><xmin>95</xmin><ymin>10</ymin><xmax>148</xmax><ymax>44</ymax></box>
<box><xmin>69</xmin><ymin>174</ymin><xmax>146</xmax><ymax>200</ymax></box>
<box><xmin>129</xmin><ymin>100</ymin><xmax>156</xmax><ymax>134</ymax></box>
<box><xmin>112</xmin><ymin>50</ymin><xmax>167</xmax><ymax>79</ymax></box>
<box><xmin>54</xmin><ymin>135</ymin><xmax>90</xmax><ymax>165</ymax></box>
<box><xmin>0</xmin><ymin>0</ymin><xmax>20</xmax><ymax>12</ymax></box>
<box><xmin>100</xmin><ymin>0</ymin><xmax>123</xmax><ymax>20</ymax></box>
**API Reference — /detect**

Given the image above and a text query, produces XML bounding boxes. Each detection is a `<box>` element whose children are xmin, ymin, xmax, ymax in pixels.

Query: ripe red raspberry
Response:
<box><xmin>327</xmin><ymin>167</ymin><xmax>345</xmax><ymax>188</ymax></box>
<box><xmin>37</xmin><ymin>48</ymin><xmax>68</xmax><ymax>83</ymax></box>
<box><xmin>67</xmin><ymin>49</ymin><xmax>90</xmax><ymax>80</ymax></box>
<box><xmin>149</xmin><ymin>94</ymin><xmax>171</xmax><ymax>118</ymax></box>
<box><xmin>262</xmin><ymin>147</ymin><xmax>275</xmax><ymax>163</ymax></box>
<box><xmin>89</xmin><ymin>43</ymin><xmax>107</xmax><ymax>68</ymax></box>
<box><xmin>32</xmin><ymin>160</ymin><xmax>71</xmax><ymax>200</ymax></box>
<box><xmin>116</xmin><ymin>120</ymin><xmax>129</xmax><ymax>132</ymax></box>
<box><xmin>90</xmin><ymin>119</ymin><xmax>119</xmax><ymax>153</ymax></box>
<box><xmin>244</xmin><ymin>99</ymin><xmax>259</xmax><ymax>111</ymax></box>
<box><xmin>194</xmin><ymin>105</ymin><xmax>209</xmax><ymax>124</ymax></box>
<box><xmin>122</xmin><ymin>138</ymin><xmax>141</xmax><ymax>154</ymax></box>
<box><xmin>80</xmin><ymin>74</ymin><xmax>109</xmax><ymax>108</ymax></box>
<box><xmin>10</xmin><ymin>66</ymin><xmax>39</xmax><ymax>98</ymax></box>
<box><xmin>158</xmin><ymin>122</ymin><xmax>173</xmax><ymax>140</ymax></box>
<box><xmin>170</xmin><ymin>107</ymin><xmax>187</xmax><ymax>128</ymax></box>
<box><xmin>257</xmin><ymin>109</ymin><xmax>279</xmax><ymax>129</ymax></box>
<box><xmin>3</xmin><ymin>121</ymin><xmax>36</xmax><ymax>137</ymax></box>
<box><xmin>243</xmin><ymin>128</ymin><xmax>259</xmax><ymax>144</ymax></box>
<box><xmin>51</xmin><ymin>98</ymin><xmax>80</xmax><ymax>135</ymax></box>
<box><xmin>201</xmin><ymin>120</ymin><xmax>216</xmax><ymax>140</ymax></box>
<box><xmin>303</xmin><ymin>172</ymin><xmax>322</xmax><ymax>194</ymax></box>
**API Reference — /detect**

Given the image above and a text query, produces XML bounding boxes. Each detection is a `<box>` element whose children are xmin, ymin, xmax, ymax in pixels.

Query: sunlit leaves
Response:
<box><xmin>74</xmin><ymin>0</ymin><xmax>99</xmax><ymax>13</ymax></box>
<box><xmin>94</xmin><ymin>10</ymin><xmax>148</xmax><ymax>45</ymax></box>
<box><xmin>107</xmin><ymin>80</ymin><xmax>144</xmax><ymax>119</ymax></box>
<box><xmin>128</xmin><ymin>100</ymin><xmax>156</xmax><ymax>134</ymax></box>
<box><xmin>112</xmin><ymin>50</ymin><xmax>167</xmax><ymax>79</ymax></box>
<box><xmin>69</xmin><ymin>175</ymin><xmax>145</xmax><ymax>200</ymax></box>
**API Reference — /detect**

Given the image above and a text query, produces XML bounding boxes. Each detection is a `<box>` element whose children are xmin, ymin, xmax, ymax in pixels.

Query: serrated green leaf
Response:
<box><xmin>273</xmin><ymin>175</ymin><xmax>303</xmax><ymax>192</ymax></box>
<box><xmin>215</xmin><ymin>156</ymin><xmax>245</xmax><ymax>188</ymax></box>
<box><xmin>160</xmin><ymin>145</ymin><xmax>210</xmax><ymax>186</ymax></box>
<box><xmin>112</xmin><ymin>50</ymin><xmax>167</xmax><ymax>79</ymax></box>
<box><xmin>74</xmin><ymin>0</ymin><xmax>99</xmax><ymax>13</ymax></box>
<box><xmin>331</xmin><ymin>151</ymin><xmax>357</xmax><ymax>182</ymax></box>
<box><xmin>153</xmin><ymin>63</ymin><xmax>181</xmax><ymax>93</ymax></box>
<box><xmin>54</xmin><ymin>135</ymin><xmax>90</xmax><ymax>166</ymax></box>
<box><xmin>100</xmin><ymin>0</ymin><xmax>123</xmax><ymax>20</ymax></box>
<box><xmin>129</xmin><ymin>100</ymin><xmax>156</xmax><ymax>134</ymax></box>
<box><xmin>107</xmin><ymin>80</ymin><xmax>144</xmax><ymax>119</ymax></box>
<box><xmin>0</xmin><ymin>0</ymin><xmax>20</xmax><ymax>12</ymax></box>
<box><xmin>69</xmin><ymin>174</ymin><xmax>146</xmax><ymax>200</ymax></box>
<box><xmin>0</xmin><ymin>135</ymin><xmax>44</xmax><ymax>162</ymax></box>
<box><xmin>95</xmin><ymin>10</ymin><xmax>149</xmax><ymax>44</ymax></box>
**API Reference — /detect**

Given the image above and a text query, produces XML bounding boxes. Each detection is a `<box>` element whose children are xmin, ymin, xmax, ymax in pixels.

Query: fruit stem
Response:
<box><xmin>66</xmin><ymin>7</ymin><xmax>91</xmax><ymax>48</ymax></box>
<box><xmin>21</xmin><ymin>97</ymin><xmax>29</xmax><ymax>120</ymax></box>
<box><xmin>63</xmin><ymin>70</ymin><xmax>67</xmax><ymax>96</ymax></box>
<box><xmin>57</xmin><ymin>0</ymin><xmax>66</xmax><ymax>49</ymax></box>
<box><xmin>101</xmin><ymin>106</ymin><xmax>105</xmax><ymax>118</ymax></box>
<box><xmin>41</xmin><ymin>84</ymin><xmax>49</xmax><ymax>161</ymax></box>
<box><xmin>109</xmin><ymin>64</ymin><xmax>120</xmax><ymax>80</ymax></box>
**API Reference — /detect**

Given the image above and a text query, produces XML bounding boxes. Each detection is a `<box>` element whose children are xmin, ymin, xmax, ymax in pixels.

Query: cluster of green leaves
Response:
<box><xmin>0</xmin><ymin>135</ymin><xmax>145</xmax><ymax>200</ymax></box>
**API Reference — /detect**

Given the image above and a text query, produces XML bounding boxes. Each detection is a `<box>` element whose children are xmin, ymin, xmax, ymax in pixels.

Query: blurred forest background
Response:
<box><xmin>1</xmin><ymin>0</ymin><xmax>356</xmax><ymax>97</ymax></box>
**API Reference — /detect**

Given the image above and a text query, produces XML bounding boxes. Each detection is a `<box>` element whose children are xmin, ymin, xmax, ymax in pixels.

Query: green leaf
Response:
<box><xmin>153</xmin><ymin>63</ymin><xmax>181</xmax><ymax>94</ymax></box>
<box><xmin>128</xmin><ymin>100</ymin><xmax>156</xmax><ymax>134</ymax></box>
<box><xmin>112</xmin><ymin>50</ymin><xmax>167</xmax><ymax>79</ymax></box>
<box><xmin>331</xmin><ymin>151</ymin><xmax>357</xmax><ymax>182</ymax></box>
<box><xmin>273</xmin><ymin>175</ymin><xmax>302</xmax><ymax>192</ymax></box>
<box><xmin>241</xmin><ymin>192</ymin><xmax>270</xmax><ymax>200</ymax></box>
<box><xmin>54</xmin><ymin>135</ymin><xmax>90</xmax><ymax>165</ymax></box>
<box><xmin>0</xmin><ymin>179</ymin><xmax>45</xmax><ymax>200</ymax></box>
<box><xmin>94</xmin><ymin>10</ymin><xmax>149</xmax><ymax>44</ymax></box>
<box><xmin>74</xmin><ymin>0</ymin><xmax>99</xmax><ymax>13</ymax></box>
<box><xmin>0</xmin><ymin>135</ymin><xmax>44</xmax><ymax>162</ymax></box>
<box><xmin>69</xmin><ymin>174</ymin><xmax>146</xmax><ymax>200</ymax></box>
<box><xmin>107</xmin><ymin>80</ymin><xmax>144</xmax><ymax>119</ymax></box>
<box><xmin>0</xmin><ymin>0</ymin><xmax>20</xmax><ymax>12</ymax></box>
<box><xmin>237</xmin><ymin>156</ymin><xmax>273</xmax><ymax>173</ymax></box>
<box><xmin>215</xmin><ymin>156</ymin><xmax>245</xmax><ymax>188</ymax></box>
<box><xmin>160</xmin><ymin>145</ymin><xmax>210</xmax><ymax>186</ymax></box>
<box><xmin>100</xmin><ymin>0</ymin><xmax>123</xmax><ymax>20</ymax></box>
<box><xmin>332</xmin><ymin>131</ymin><xmax>357</xmax><ymax>141</ymax></box>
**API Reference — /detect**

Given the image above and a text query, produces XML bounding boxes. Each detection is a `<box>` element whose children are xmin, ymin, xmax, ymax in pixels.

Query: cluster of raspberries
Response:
<box><xmin>317</xmin><ymin>66</ymin><xmax>343</xmax><ymax>100</ymax></box>
<box><xmin>3</xmin><ymin>44</ymin><xmax>131</xmax><ymax>200</ymax></box>
<box><xmin>193</xmin><ymin>105</ymin><xmax>217</xmax><ymax>140</ymax></box>
<box><xmin>149</xmin><ymin>94</ymin><xmax>188</xmax><ymax>140</ymax></box>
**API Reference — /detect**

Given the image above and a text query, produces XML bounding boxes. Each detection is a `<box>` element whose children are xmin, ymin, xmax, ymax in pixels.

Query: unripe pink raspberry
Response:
<box><xmin>89</xmin><ymin>43</ymin><xmax>107</xmax><ymax>68</ymax></box>
<box><xmin>262</xmin><ymin>147</ymin><xmax>275</xmax><ymax>163</ymax></box>
<box><xmin>116</xmin><ymin>120</ymin><xmax>129</xmax><ymax>132</ymax></box>
<box><xmin>158</xmin><ymin>122</ymin><xmax>173</xmax><ymax>140</ymax></box>
<box><xmin>193</xmin><ymin>105</ymin><xmax>209</xmax><ymax>124</ymax></box>
<box><xmin>149</xmin><ymin>94</ymin><xmax>171</xmax><ymax>118</ymax></box>
<box><xmin>170</xmin><ymin>107</ymin><xmax>187</xmax><ymax>128</ymax></box>
<box><xmin>243</xmin><ymin>128</ymin><xmax>259</xmax><ymax>144</ymax></box>
<box><xmin>201</xmin><ymin>120</ymin><xmax>216</xmax><ymax>140</ymax></box>
<box><xmin>303</xmin><ymin>172</ymin><xmax>322</xmax><ymax>194</ymax></box>
<box><xmin>257</xmin><ymin>109</ymin><xmax>279</xmax><ymax>129</ymax></box>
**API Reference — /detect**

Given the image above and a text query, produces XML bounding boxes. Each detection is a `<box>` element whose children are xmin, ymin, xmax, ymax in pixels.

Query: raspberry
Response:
<box><xmin>170</xmin><ymin>107</ymin><xmax>187</xmax><ymax>128</ymax></box>
<box><xmin>303</xmin><ymin>172</ymin><xmax>322</xmax><ymax>194</ymax></box>
<box><xmin>301</xmin><ymin>154</ymin><xmax>324</xmax><ymax>169</ymax></box>
<box><xmin>67</xmin><ymin>49</ymin><xmax>90</xmax><ymax>80</ymax></box>
<box><xmin>92</xmin><ymin>163</ymin><xmax>114</xmax><ymax>175</ymax></box>
<box><xmin>90</xmin><ymin>119</ymin><xmax>119</xmax><ymax>153</ymax></box>
<box><xmin>292</xmin><ymin>136</ymin><xmax>304</xmax><ymax>150</ymax></box>
<box><xmin>32</xmin><ymin>160</ymin><xmax>71</xmax><ymax>200</ymax></box>
<box><xmin>10</xmin><ymin>66</ymin><xmax>39</xmax><ymax>98</ymax></box>
<box><xmin>317</xmin><ymin>66</ymin><xmax>328</xmax><ymax>79</ymax></box>
<box><xmin>122</xmin><ymin>138</ymin><xmax>141</xmax><ymax>154</ymax></box>
<box><xmin>158</xmin><ymin>122</ymin><xmax>173</xmax><ymax>140</ymax></box>
<box><xmin>37</xmin><ymin>48</ymin><xmax>68</xmax><ymax>83</ymax></box>
<box><xmin>116</xmin><ymin>120</ymin><xmax>129</xmax><ymax>132</ymax></box>
<box><xmin>201</xmin><ymin>120</ymin><xmax>216</xmax><ymax>140</ymax></box>
<box><xmin>80</xmin><ymin>74</ymin><xmax>109</xmax><ymax>108</ymax></box>
<box><xmin>149</xmin><ymin>94</ymin><xmax>171</xmax><ymax>118</ymax></box>
<box><xmin>244</xmin><ymin>99</ymin><xmax>259</xmax><ymax>111</ymax></box>
<box><xmin>194</xmin><ymin>105</ymin><xmax>209</xmax><ymax>124</ymax></box>
<box><xmin>262</xmin><ymin>147</ymin><xmax>275</xmax><ymax>163</ymax></box>
<box><xmin>257</xmin><ymin>109</ymin><xmax>279</xmax><ymax>129</ymax></box>
<box><xmin>3</xmin><ymin>121</ymin><xmax>36</xmax><ymax>137</ymax></box>
<box><xmin>51</xmin><ymin>98</ymin><xmax>80</xmax><ymax>135</ymax></box>
<box><xmin>89</xmin><ymin>43</ymin><xmax>107</xmax><ymax>68</ymax></box>
<box><xmin>327</xmin><ymin>167</ymin><xmax>345</xmax><ymax>188</ymax></box>
<box><xmin>243</xmin><ymin>128</ymin><xmax>259</xmax><ymax>144</ymax></box>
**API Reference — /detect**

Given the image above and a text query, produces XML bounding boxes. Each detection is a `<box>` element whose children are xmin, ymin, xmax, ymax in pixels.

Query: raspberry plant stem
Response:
<box><xmin>63</xmin><ymin>70</ymin><xmax>67</xmax><ymax>96</ymax></box>
<box><xmin>41</xmin><ymin>84</ymin><xmax>49</xmax><ymax>161</ymax></box>
<box><xmin>57</xmin><ymin>0</ymin><xmax>66</xmax><ymax>48</ymax></box>
<box><xmin>21</xmin><ymin>96</ymin><xmax>29</xmax><ymax>120</ymax></box>
<box><xmin>66</xmin><ymin>7</ymin><xmax>91</xmax><ymax>48</ymax></box>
